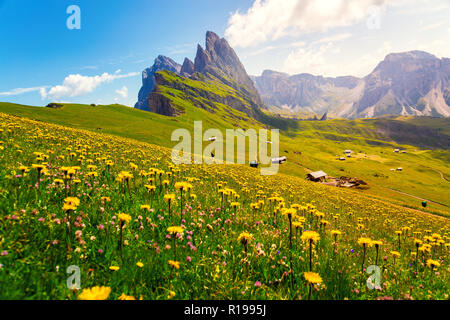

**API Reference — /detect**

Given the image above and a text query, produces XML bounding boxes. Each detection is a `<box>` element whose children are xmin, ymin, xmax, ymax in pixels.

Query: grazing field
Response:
<box><xmin>0</xmin><ymin>112</ymin><xmax>448</xmax><ymax>300</ymax></box>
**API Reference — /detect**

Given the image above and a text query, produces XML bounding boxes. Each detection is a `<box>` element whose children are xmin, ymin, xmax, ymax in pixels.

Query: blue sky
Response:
<box><xmin>1</xmin><ymin>0</ymin><xmax>449</xmax><ymax>107</ymax></box>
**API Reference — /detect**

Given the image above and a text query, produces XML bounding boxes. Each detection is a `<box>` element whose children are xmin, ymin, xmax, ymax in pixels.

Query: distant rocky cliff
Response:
<box><xmin>252</xmin><ymin>51</ymin><xmax>450</xmax><ymax>118</ymax></box>
<box><xmin>134</xmin><ymin>55</ymin><xmax>181</xmax><ymax>111</ymax></box>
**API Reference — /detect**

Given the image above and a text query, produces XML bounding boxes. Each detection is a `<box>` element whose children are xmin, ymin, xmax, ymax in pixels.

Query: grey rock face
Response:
<box><xmin>354</xmin><ymin>51</ymin><xmax>449</xmax><ymax>117</ymax></box>
<box><xmin>134</xmin><ymin>55</ymin><xmax>181</xmax><ymax>110</ymax></box>
<box><xmin>253</xmin><ymin>50</ymin><xmax>450</xmax><ymax>118</ymax></box>
<box><xmin>180</xmin><ymin>58</ymin><xmax>194</xmax><ymax>76</ymax></box>
<box><xmin>253</xmin><ymin>70</ymin><xmax>362</xmax><ymax>115</ymax></box>
<box><xmin>194</xmin><ymin>31</ymin><xmax>263</xmax><ymax>106</ymax></box>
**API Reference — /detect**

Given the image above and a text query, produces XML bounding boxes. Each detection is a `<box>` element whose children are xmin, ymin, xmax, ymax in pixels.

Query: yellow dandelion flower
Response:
<box><xmin>118</xmin><ymin>213</ymin><xmax>131</xmax><ymax>223</ymax></box>
<box><xmin>118</xmin><ymin>293</ymin><xmax>136</xmax><ymax>300</ymax></box>
<box><xmin>168</xmin><ymin>260</ymin><xmax>180</xmax><ymax>269</ymax></box>
<box><xmin>301</xmin><ymin>231</ymin><xmax>320</xmax><ymax>243</ymax></box>
<box><xmin>426</xmin><ymin>259</ymin><xmax>440</xmax><ymax>268</ymax></box>
<box><xmin>237</xmin><ymin>232</ymin><xmax>253</xmax><ymax>245</ymax></box>
<box><xmin>304</xmin><ymin>272</ymin><xmax>323</xmax><ymax>284</ymax></box>
<box><xmin>168</xmin><ymin>290</ymin><xmax>176</xmax><ymax>299</ymax></box>
<box><xmin>167</xmin><ymin>226</ymin><xmax>184</xmax><ymax>235</ymax></box>
<box><xmin>164</xmin><ymin>194</ymin><xmax>175</xmax><ymax>202</ymax></box>
<box><xmin>357</xmin><ymin>237</ymin><xmax>373</xmax><ymax>247</ymax></box>
<box><xmin>78</xmin><ymin>286</ymin><xmax>111</xmax><ymax>300</ymax></box>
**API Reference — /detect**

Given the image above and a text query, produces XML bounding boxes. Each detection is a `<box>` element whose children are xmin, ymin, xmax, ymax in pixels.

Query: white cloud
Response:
<box><xmin>283</xmin><ymin>41</ymin><xmax>392</xmax><ymax>77</ymax></box>
<box><xmin>291</xmin><ymin>41</ymin><xmax>306</xmax><ymax>47</ymax></box>
<box><xmin>0</xmin><ymin>86</ymin><xmax>48</xmax><ymax>97</ymax></box>
<box><xmin>283</xmin><ymin>42</ymin><xmax>335</xmax><ymax>75</ymax></box>
<box><xmin>225</xmin><ymin>0</ymin><xmax>399</xmax><ymax>47</ymax></box>
<box><xmin>46</xmin><ymin>71</ymin><xmax>139</xmax><ymax>99</ymax></box>
<box><xmin>416</xmin><ymin>39</ymin><xmax>450</xmax><ymax>59</ymax></box>
<box><xmin>115</xmin><ymin>86</ymin><xmax>128</xmax><ymax>99</ymax></box>
<box><xmin>39</xmin><ymin>87</ymin><xmax>47</xmax><ymax>100</ymax></box>
<box><xmin>313</xmin><ymin>32</ymin><xmax>353</xmax><ymax>45</ymax></box>
<box><xmin>246</xmin><ymin>46</ymin><xmax>277</xmax><ymax>57</ymax></box>
<box><xmin>420</xmin><ymin>21</ymin><xmax>447</xmax><ymax>32</ymax></box>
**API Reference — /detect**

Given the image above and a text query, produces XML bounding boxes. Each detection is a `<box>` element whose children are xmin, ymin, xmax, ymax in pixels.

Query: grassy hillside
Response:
<box><xmin>0</xmin><ymin>112</ymin><xmax>448</xmax><ymax>300</ymax></box>
<box><xmin>0</xmin><ymin>101</ymin><xmax>449</xmax><ymax>216</ymax></box>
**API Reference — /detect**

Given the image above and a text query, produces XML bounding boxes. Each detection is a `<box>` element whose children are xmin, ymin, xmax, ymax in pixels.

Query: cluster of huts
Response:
<box><xmin>306</xmin><ymin>170</ymin><xmax>366</xmax><ymax>188</ymax></box>
<box><xmin>336</xmin><ymin>149</ymin><xmax>353</xmax><ymax>161</ymax></box>
<box><xmin>250</xmin><ymin>156</ymin><xmax>287</xmax><ymax>168</ymax></box>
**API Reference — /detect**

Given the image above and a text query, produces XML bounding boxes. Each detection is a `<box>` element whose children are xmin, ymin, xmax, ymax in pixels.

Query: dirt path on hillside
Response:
<box><xmin>361</xmin><ymin>192</ymin><xmax>449</xmax><ymax>220</ymax></box>
<box><xmin>385</xmin><ymin>188</ymin><xmax>449</xmax><ymax>208</ymax></box>
<box><xmin>294</xmin><ymin>161</ymin><xmax>312</xmax><ymax>173</ymax></box>
<box><xmin>433</xmin><ymin>169</ymin><xmax>449</xmax><ymax>182</ymax></box>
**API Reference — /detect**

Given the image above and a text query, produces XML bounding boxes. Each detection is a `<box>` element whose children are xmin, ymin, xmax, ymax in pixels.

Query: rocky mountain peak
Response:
<box><xmin>261</xmin><ymin>70</ymin><xmax>289</xmax><ymax>78</ymax></box>
<box><xmin>383</xmin><ymin>50</ymin><xmax>438</xmax><ymax>63</ymax></box>
<box><xmin>180</xmin><ymin>58</ymin><xmax>194</xmax><ymax>76</ymax></box>
<box><xmin>205</xmin><ymin>31</ymin><xmax>221</xmax><ymax>52</ymax></box>
<box><xmin>135</xmin><ymin>31</ymin><xmax>267</xmax><ymax>119</ymax></box>
<box><xmin>134</xmin><ymin>55</ymin><xmax>181</xmax><ymax>110</ymax></box>
<box><xmin>193</xmin><ymin>31</ymin><xmax>263</xmax><ymax>106</ymax></box>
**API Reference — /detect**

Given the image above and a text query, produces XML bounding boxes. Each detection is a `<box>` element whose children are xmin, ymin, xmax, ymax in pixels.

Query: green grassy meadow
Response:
<box><xmin>0</xmin><ymin>101</ymin><xmax>448</xmax><ymax>217</ymax></box>
<box><xmin>0</xmin><ymin>112</ymin><xmax>448</xmax><ymax>300</ymax></box>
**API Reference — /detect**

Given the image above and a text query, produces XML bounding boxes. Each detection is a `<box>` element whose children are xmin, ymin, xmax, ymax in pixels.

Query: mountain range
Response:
<box><xmin>135</xmin><ymin>32</ymin><xmax>450</xmax><ymax>119</ymax></box>
<box><xmin>252</xmin><ymin>51</ymin><xmax>450</xmax><ymax>118</ymax></box>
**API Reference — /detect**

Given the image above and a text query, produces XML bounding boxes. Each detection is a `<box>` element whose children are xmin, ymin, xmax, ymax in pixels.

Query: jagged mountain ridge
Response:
<box><xmin>252</xmin><ymin>51</ymin><xmax>450</xmax><ymax>118</ymax></box>
<box><xmin>134</xmin><ymin>55</ymin><xmax>181</xmax><ymax>110</ymax></box>
<box><xmin>134</xmin><ymin>31</ymin><xmax>267</xmax><ymax>122</ymax></box>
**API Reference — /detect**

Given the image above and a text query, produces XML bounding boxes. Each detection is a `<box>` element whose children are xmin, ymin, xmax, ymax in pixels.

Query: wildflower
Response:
<box><xmin>54</xmin><ymin>178</ymin><xmax>64</xmax><ymax>185</ymax></box>
<box><xmin>118</xmin><ymin>213</ymin><xmax>131</xmax><ymax>224</ymax></box>
<box><xmin>164</xmin><ymin>194</ymin><xmax>175</xmax><ymax>202</ymax></box>
<box><xmin>174</xmin><ymin>181</ymin><xmax>192</xmax><ymax>192</ymax></box>
<box><xmin>304</xmin><ymin>272</ymin><xmax>323</xmax><ymax>284</ymax></box>
<box><xmin>63</xmin><ymin>197</ymin><xmax>80</xmax><ymax>211</ymax></box>
<box><xmin>390</xmin><ymin>251</ymin><xmax>401</xmax><ymax>267</ymax></box>
<box><xmin>164</xmin><ymin>193</ymin><xmax>176</xmax><ymax>217</ymax></box>
<box><xmin>301</xmin><ymin>231</ymin><xmax>320</xmax><ymax>243</ymax></box>
<box><xmin>168</xmin><ymin>260</ymin><xmax>180</xmax><ymax>269</ymax></box>
<box><xmin>118</xmin><ymin>293</ymin><xmax>136</xmax><ymax>300</ymax></box>
<box><xmin>358</xmin><ymin>237</ymin><xmax>372</xmax><ymax>272</ymax></box>
<box><xmin>101</xmin><ymin>196</ymin><xmax>111</xmax><ymax>202</ymax></box>
<box><xmin>304</xmin><ymin>272</ymin><xmax>323</xmax><ymax>300</ymax></box>
<box><xmin>231</xmin><ymin>202</ymin><xmax>240</xmax><ymax>208</ymax></box>
<box><xmin>372</xmin><ymin>240</ymin><xmax>383</xmax><ymax>265</ymax></box>
<box><xmin>357</xmin><ymin>237</ymin><xmax>373</xmax><ymax>247</ymax></box>
<box><xmin>282</xmin><ymin>208</ymin><xmax>296</xmax><ymax>218</ymax></box>
<box><xmin>331</xmin><ymin>230</ymin><xmax>342</xmax><ymax>243</ymax></box>
<box><xmin>426</xmin><ymin>259</ymin><xmax>440</xmax><ymax>269</ymax></box>
<box><xmin>109</xmin><ymin>266</ymin><xmax>120</xmax><ymax>271</ymax></box>
<box><xmin>136</xmin><ymin>262</ymin><xmax>144</xmax><ymax>268</ymax></box>
<box><xmin>237</xmin><ymin>232</ymin><xmax>253</xmax><ymax>246</ymax></box>
<box><xmin>167</xmin><ymin>226</ymin><xmax>184</xmax><ymax>235</ymax></box>
<box><xmin>331</xmin><ymin>230</ymin><xmax>342</xmax><ymax>238</ymax></box>
<box><xmin>78</xmin><ymin>286</ymin><xmax>111</xmax><ymax>300</ymax></box>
